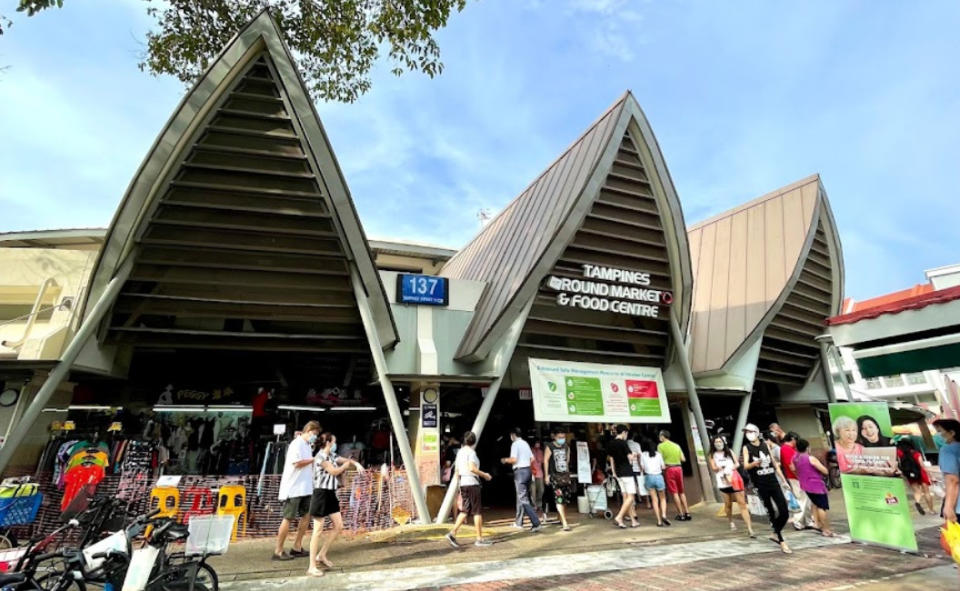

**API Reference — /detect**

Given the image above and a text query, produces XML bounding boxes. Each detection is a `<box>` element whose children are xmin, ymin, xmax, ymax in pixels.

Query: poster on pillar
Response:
<box><xmin>528</xmin><ymin>358</ymin><xmax>670</xmax><ymax>423</ymax></box>
<box><xmin>828</xmin><ymin>402</ymin><xmax>917</xmax><ymax>552</ymax></box>
<box><xmin>415</xmin><ymin>388</ymin><xmax>441</xmax><ymax>487</ymax></box>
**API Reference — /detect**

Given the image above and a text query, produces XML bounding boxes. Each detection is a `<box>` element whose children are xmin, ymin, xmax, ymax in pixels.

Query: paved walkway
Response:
<box><xmin>222</xmin><ymin>529</ymin><xmax>853</xmax><ymax>590</ymax></box>
<box><xmin>215</xmin><ymin>493</ymin><xmax>950</xmax><ymax>590</ymax></box>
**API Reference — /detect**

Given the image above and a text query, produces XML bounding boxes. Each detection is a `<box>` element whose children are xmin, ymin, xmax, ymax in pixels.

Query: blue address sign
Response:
<box><xmin>397</xmin><ymin>274</ymin><xmax>449</xmax><ymax>306</ymax></box>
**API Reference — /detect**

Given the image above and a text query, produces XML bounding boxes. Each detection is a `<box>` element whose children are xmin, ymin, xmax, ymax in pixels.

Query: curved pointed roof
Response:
<box><xmin>687</xmin><ymin>175</ymin><xmax>844</xmax><ymax>383</ymax></box>
<box><xmin>443</xmin><ymin>92</ymin><xmax>693</xmax><ymax>363</ymax></box>
<box><xmin>80</xmin><ymin>10</ymin><xmax>397</xmax><ymax>355</ymax></box>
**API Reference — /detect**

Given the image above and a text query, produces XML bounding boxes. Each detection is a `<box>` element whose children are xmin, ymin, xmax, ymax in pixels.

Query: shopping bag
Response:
<box><xmin>747</xmin><ymin>493</ymin><xmax>766</xmax><ymax>516</ymax></box>
<box><xmin>730</xmin><ymin>470</ymin><xmax>745</xmax><ymax>492</ymax></box>
<box><xmin>785</xmin><ymin>489</ymin><xmax>801</xmax><ymax>513</ymax></box>
<box><xmin>941</xmin><ymin>521</ymin><xmax>960</xmax><ymax>564</ymax></box>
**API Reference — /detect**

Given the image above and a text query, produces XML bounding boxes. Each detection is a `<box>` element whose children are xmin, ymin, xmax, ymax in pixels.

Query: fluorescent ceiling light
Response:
<box><xmin>42</xmin><ymin>408</ymin><xmax>69</xmax><ymax>413</ymax></box>
<box><xmin>207</xmin><ymin>405</ymin><xmax>252</xmax><ymax>412</ymax></box>
<box><xmin>69</xmin><ymin>405</ymin><xmax>114</xmax><ymax>411</ymax></box>
<box><xmin>329</xmin><ymin>406</ymin><xmax>377</xmax><ymax>412</ymax></box>
<box><xmin>154</xmin><ymin>405</ymin><xmax>204</xmax><ymax>412</ymax></box>
<box><xmin>277</xmin><ymin>405</ymin><xmax>327</xmax><ymax>412</ymax></box>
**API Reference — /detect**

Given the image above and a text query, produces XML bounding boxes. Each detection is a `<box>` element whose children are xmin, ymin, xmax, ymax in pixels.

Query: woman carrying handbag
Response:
<box><xmin>709</xmin><ymin>436</ymin><xmax>755</xmax><ymax>537</ymax></box>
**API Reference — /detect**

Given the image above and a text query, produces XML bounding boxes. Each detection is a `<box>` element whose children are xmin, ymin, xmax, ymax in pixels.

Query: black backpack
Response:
<box><xmin>898</xmin><ymin>450</ymin><xmax>921</xmax><ymax>481</ymax></box>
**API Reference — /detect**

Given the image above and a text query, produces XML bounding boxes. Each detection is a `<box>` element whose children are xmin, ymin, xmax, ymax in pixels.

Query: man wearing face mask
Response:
<box><xmin>274</xmin><ymin>420</ymin><xmax>321</xmax><ymax>560</ymax></box>
<box><xmin>544</xmin><ymin>427</ymin><xmax>574</xmax><ymax>532</ymax></box>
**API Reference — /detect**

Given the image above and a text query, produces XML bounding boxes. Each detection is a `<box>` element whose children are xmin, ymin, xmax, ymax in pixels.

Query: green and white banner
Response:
<box><xmin>528</xmin><ymin>358</ymin><xmax>670</xmax><ymax>423</ymax></box>
<box><xmin>828</xmin><ymin>402</ymin><xmax>917</xmax><ymax>552</ymax></box>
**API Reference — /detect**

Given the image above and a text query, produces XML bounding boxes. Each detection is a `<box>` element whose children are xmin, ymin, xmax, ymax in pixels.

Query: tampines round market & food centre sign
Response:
<box><xmin>544</xmin><ymin>264</ymin><xmax>673</xmax><ymax>318</ymax></box>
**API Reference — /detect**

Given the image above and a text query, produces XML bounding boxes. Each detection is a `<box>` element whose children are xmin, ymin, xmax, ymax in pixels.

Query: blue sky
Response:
<box><xmin>1</xmin><ymin>1</ymin><xmax>958</xmax><ymax>301</ymax></box>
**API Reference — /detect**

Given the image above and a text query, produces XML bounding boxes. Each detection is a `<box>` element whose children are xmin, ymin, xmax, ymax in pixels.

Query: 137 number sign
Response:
<box><xmin>397</xmin><ymin>274</ymin><xmax>449</xmax><ymax>306</ymax></box>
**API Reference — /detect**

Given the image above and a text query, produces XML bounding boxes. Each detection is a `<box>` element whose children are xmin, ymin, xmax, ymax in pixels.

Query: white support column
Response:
<box><xmin>435</xmin><ymin>299</ymin><xmax>533</xmax><ymax>524</ymax></box>
<box><xmin>0</xmin><ymin>258</ymin><xmax>133</xmax><ymax>476</ymax></box>
<box><xmin>668</xmin><ymin>309</ymin><xmax>717</xmax><ymax>502</ymax></box>
<box><xmin>351</xmin><ymin>272</ymin><xmax>431</xmax><ymax>523</ymax></box>
<box><xmin>732</xmin><ymin>391</ymin><xmax>752</xmax><ymax>453</ymax></box>
<box><xmin>815</xmin><ymin>335</ymin><xmax>841</xmax><ymax>404</ymax></box>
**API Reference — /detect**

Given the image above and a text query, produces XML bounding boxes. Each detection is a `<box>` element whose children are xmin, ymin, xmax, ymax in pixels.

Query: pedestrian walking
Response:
<box><xmin>780</xmin><ymin>432</ymin><xmax>816</xmax><ymax>530</ymax></box>
<box><xmin>501</xmin><ymin>427</ymin><xmax>542</xmax><ymax>532</ymax></box>
<box><xmin>896</xmin><ymin>439</ymin><xmax>935</xmax><ymax>515</ymax></box>
<box><xmin>641</xmin><ymin>438</ymin><xmax>669</xmax><ymax>527</ymax></box>
<box><xmin>446</xmin><ymin>431</ymin><xmax>493</xmax><ymax>548</ymax></box>
<box><xmin>742</xmin><ymin>423</ymin><xmax>791</xmax><ymax>554</ymax></box>
<box><xmin>708</xmin><ymin>436</ymin><xmax>754</xmax><ymax>537</ymax></box>
<box><xmin>307</xmin><ymin>432</ymin><xmax>364</xmax><ymax>577</ymax></box>
<box><xmin>626</xmin><ymin>432</ymin><xmax>648</xmax><ymax>520</ymax></box>
<box><xmin>531</xmin><ymin>440</ymin><xmax>546</xmax><ymax>522</ymax></box>
<box><xmin>657</xmin><ymin>430</ymin><xmax>691</xmax><ymax>521</ymax></box>
<box><xmin>607</xmin><ymin>424</ymin><xmax>639</xmax><ymax>529</ymax></box>
<box><xmin>792</xmin><ymin>438</ymin><xmax>834</xmax><ymax>537</ymax></box>
<box><xmin>273</xmin><ymin>420</ymin><xmax>320</xmax><ymax>561</ymax></box>
<box><xmin>934</xmin><ymin>419</ymin><xmax>960</xmax><ymax>525</ymax></box>
<box><xmin>543</xmin><ymin>427</ymin><xmax>574</xmax><ymax>532</ymax></box>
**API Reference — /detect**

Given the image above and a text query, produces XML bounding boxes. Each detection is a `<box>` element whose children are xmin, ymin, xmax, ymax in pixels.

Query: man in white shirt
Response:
<box><xmin>273</xmin><ymin>420</ymin><xmax>321</xmax><ymax>561</ymax></box>
<box><xmin>445</xmin><ymin>431</ymin><xmax>493</xmax><ymax>548</ymax></box>
<box><xmin>501</xmin><ymin>427</ymin><xmax>542</xmax><ymax>531</ymax></box>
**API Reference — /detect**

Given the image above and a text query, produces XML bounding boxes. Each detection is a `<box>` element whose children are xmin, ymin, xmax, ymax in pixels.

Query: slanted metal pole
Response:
<box><xmin>815</xmin><ymin>335</ymin><xmax>839</xmax><ymax>404</ymax></box>
<box><xmin>435</xmin><ymin>300</ymin><xmax>533</xmax><ymax>524</ymax></box>
<box><xmin>351</xmin><ymin>272</ymin><xmax>431</xmax><ymax>524</ymax></box>
<box><xmin>0</xmin><ymin>259</ymin><xmax>132</xmax><ymax>476</ymax></box>
<box><xmin>668</xmin><ymin>309</ymin><xmax>717</xmax><ymax>502</ymax></box>
<box><xmin>732</xmin><ymin>391</ymin><xmax>752</xmax><ymax>453</ymax></box>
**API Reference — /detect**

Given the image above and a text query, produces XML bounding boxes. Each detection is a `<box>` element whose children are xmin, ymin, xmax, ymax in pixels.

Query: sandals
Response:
<box><xmin>306</xmin><ymin>567</ymin><xmax>324</xmax><ymax>577</ymax></box>
<box><xmin>614</xmin><ymin>520</ymin><xmax>628</xmax><ymax>529</ymax></box>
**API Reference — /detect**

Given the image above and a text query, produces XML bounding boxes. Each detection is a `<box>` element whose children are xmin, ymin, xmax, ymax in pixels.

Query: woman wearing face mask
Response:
<box><xmin>307</xmin><ymin>432</ymin><xmax>364</xmax><ymax>577</ymax></box>
<box><xmin>709</xmin><ymin>436</ymin><xmax>754</xmax><ymax>537</ymax></box>
<box><xmin>742</xmin><ymin>424</ymin><xmax>791</xmax><ymax>554</ymax></box>
<box><xmin>543</xmin><ymin>427</ymin><xmax>574</xmax><ymax>532</ymax></box>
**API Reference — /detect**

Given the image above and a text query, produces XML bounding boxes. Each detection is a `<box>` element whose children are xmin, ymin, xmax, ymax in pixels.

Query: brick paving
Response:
<box><xmin>426</xmin><ymin>528</ymin><xmax>950</xmax><ymax>591</ymax></box>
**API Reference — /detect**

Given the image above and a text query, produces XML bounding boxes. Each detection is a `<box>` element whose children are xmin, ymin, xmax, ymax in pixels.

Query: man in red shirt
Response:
<box><xmin>780</xmin><ymin>432</ymin><xmax>815</xmax><ymax>530</ymax></box>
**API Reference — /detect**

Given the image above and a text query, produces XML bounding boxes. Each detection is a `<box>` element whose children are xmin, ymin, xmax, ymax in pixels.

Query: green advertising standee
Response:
<box><xmin>828</xmin><ymin>402</ymin><xmax>918</xmax><ymax>552</ymax></box>
<box><xmin>529</xmin><ymin>358</ymin><xmax>670</xmax><ymax>424</ymax></box>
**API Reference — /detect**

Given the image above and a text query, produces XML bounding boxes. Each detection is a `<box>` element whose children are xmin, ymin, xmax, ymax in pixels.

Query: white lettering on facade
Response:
<box><xmin>545</xmin><ymin>264</ymin><xmax>671</xmax><ymax>319</ymax></box>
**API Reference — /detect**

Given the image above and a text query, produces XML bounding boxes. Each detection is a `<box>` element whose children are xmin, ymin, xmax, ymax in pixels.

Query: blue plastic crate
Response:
<box><xmin>0</xmin><ymin>494</ymin><xmax>42</xmax><ymax>527</ymax></box>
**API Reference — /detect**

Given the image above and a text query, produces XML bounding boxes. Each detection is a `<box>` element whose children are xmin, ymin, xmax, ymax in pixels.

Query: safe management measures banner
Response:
<box><xmin>828</xmin><ymin>402</ymin><xmax>917</xmax><ymax>552</ymax></box>
<box><xmin>528</xmin><ymin>358</ymin><xmax>670</xmax><ymax>424</ymax></box>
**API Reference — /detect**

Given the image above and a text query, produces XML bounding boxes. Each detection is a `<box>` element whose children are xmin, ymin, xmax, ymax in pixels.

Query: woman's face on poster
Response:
<box><xmin>839</xmin><ymin>423</ymin><xmax>858</xmax><ymax>444</ymax></box>
<box><xmin>861</xmin><ymin>419</ymin><xmax>880</xmax><ymax>443</ymax></box>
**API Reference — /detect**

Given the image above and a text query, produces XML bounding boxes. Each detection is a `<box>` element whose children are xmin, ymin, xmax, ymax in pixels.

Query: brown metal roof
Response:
<box><xmin>687</xmin><ymin>174</ymin><xmax>844</xmax><ymax>378</ymax></box>
<box><xmin>443</xmin><ymin>92</ymin><xmax>693</xmax><ymax>362</ymax></box>
<box><xmin>78</xmin><ymin>11</ymin><xmax>397</xmax><ymax>368</ymax></box>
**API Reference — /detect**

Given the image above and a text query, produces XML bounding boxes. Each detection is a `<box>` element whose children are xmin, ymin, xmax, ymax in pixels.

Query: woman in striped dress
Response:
<box><xmin>307</xmin><ymin>432</ymin><xmax>364</xmax><ymax>577</ymax></box>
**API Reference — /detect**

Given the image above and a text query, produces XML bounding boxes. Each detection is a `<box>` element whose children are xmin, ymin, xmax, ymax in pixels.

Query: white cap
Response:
<box><xmin>742</xmin><ymin>423</ymin><xmax>760</xmax><ymax>433</ymax></box>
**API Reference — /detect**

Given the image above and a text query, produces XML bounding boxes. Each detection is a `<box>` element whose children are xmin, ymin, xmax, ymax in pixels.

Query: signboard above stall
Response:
<box><xmin>528</xmin><ymin>358</ymin><xmax>670</xmax><ymax>423</ymax></box>
<box><xmin>397</xmin><ymin>274</ymin><xmax>449</xmax><ymax>306</ymax></box>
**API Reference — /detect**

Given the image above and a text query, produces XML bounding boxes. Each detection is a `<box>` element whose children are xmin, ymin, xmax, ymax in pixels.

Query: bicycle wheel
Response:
<box><xmin>191</xmin><ymin>563</ymin><xmax>218</xmax><ymax>591</ymax></box>
<box><xmin>36</xmin><ymin>572</ymin><xmax>86</xmax><ymax>591</ymax></box>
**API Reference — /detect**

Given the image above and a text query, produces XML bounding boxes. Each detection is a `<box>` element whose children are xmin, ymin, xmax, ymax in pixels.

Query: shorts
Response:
<box><xmin>551</xmin><ymin>475</ymin><xmax>576</xmax><ymax>506</ymax></box>
<box><xmin>719</xmin><ymin>487</ymin><xmax>736</xmax><ymax>495</ymax></box>
<box><xmin>665</xmin><ymin>466</ymin><xmax>685</xmax><ymax>494</ymax></box>
<box><xmin>618</xmin><ymin>476</ymin><xmax>638</xmax><ymax>496</ymax></box>
<box><xmin>644</xmin><ymin>474</ymin><xmax>665</xmax><ymax>491</ymax></box>
<box><xmin>807</xmin><ymin>492</ymin><xmax>829</xmax><ymax>511</ymax></box>
<box><xmin>458</xmin><ymin>485</ymin><xmax>482</xmax><ymax>517</ymax></box>
<box><xmin>282</xmin><ymin>495</ymin><xmax>311</xmax><ymax>519</ymax></box>
<box><xmin>309</xmin><ymin>488</ymin><xmax>340</xmax><ymax>518</ymax></box>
